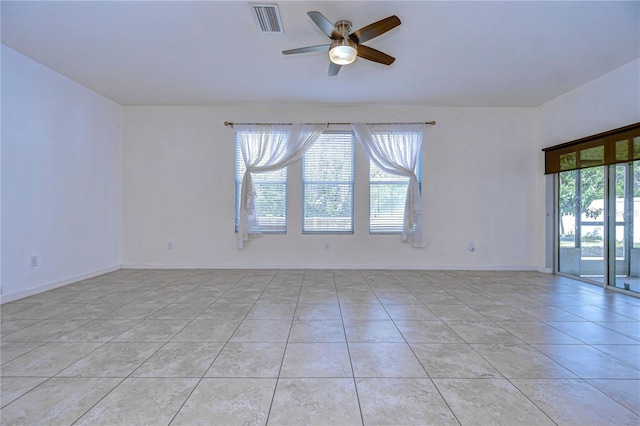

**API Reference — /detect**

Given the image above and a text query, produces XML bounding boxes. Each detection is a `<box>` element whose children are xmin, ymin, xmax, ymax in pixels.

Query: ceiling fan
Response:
<box><xmin>282</xmin><ymin>11</ymin><xmax>401</xmax><ymax>76</ymax></box>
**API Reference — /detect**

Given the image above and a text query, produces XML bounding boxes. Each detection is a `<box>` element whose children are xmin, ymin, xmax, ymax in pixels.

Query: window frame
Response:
<box><xmin>543</xmin><ymin>122</ymin><xmax>640</xmax><ymax>174</ymax></box>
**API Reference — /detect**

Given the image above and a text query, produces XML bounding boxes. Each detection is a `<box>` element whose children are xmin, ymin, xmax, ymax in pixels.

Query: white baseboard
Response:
<box><xmin>121</xmin><ymin>263</ymin><xmax>540</xmax><ymax>271</ymax></box>
<box><xmin>537</xmin><ymin>267</ymin><xmax>553</xmax><ymax>274</ymax></box>
<box><xmin>0</xmin><ymin>264</ymin><xmax>122</xmax><ymax>304</ymax></box>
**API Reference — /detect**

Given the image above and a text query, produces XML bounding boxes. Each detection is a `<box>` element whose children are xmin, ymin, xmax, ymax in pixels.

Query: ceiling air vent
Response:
<box><xmin>250</xmin><ymin>3</ymin><xmax>283</xmax><ymax>33</ymax></box>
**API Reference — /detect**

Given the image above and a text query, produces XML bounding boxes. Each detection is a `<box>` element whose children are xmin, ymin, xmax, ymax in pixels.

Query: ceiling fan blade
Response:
<box><xmin>328</xmin><ymin>62</ymin><xmax>342</xmax><ymax>76</ymax></box>
<box><xmin>307</xmin><ymin>11</ymin><xmax>342</xmax><ymax>39</ymax></box>
<box><xmin>349</xmin><ymin>15</ymin><xmax>401</xmax><ymax>44</ymax></box>
<box><xmin>356</xmin><ymin>44</ymin><xmax>395</xmax><ymax>65</ymax></box>
<box><xmin>282</xmin><ymin>44</ymin><xmax>330</xmax><ymax>55</ymax></box>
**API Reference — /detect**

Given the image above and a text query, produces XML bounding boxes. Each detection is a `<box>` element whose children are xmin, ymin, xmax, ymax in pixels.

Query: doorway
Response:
<box><xmin>558</xmin><ymin>161</ymin><xmax>639</xmax><ymax>294</ymax></box>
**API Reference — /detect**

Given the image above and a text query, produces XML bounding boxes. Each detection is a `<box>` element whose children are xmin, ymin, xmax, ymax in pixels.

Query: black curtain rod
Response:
<box><xmin>224</xmin><ymin>121</ymin><xmax>436</xmax><ymax>127</ymax></box>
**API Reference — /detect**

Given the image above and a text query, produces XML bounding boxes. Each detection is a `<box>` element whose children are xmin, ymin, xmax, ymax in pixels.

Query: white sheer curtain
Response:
<box><xmin>352</xmin><ymin>123</ymin><xmax>426</xmax><ymax>247</ymax></box>
<box><xmin>237</xmin><ymin>123</ymin><xmax>327</xmax><ymax>248</ymax></box>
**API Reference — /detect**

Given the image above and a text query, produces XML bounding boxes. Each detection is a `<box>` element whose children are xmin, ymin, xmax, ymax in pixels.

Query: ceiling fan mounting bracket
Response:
<box><xmin>334</xmin><ymin>20</ymin><xmax>352</xmax><ymax>37</ymax></box>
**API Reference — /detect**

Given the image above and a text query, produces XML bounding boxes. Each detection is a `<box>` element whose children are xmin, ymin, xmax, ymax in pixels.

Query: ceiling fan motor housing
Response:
<box><xmin>329</xmin><ymin>20</ymin><xmax>357</xmax><ymax>65</ymax></box>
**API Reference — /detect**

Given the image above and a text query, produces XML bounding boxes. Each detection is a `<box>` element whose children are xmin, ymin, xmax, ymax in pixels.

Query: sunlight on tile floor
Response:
<box><xmin>1</xmin><ymin>269</ymin><xmax>639</xmax><ymax>425</ymax></box>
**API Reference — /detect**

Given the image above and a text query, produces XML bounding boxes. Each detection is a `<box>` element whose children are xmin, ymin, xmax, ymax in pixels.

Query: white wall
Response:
<box><xmin>1</xmin><ymin>46</ymin><xmax>123</xmax><ymax>302</ymax></box>
<box><xmin>5</xmin><ymin>51</ymin><xmax>633</xmax><ymax>292</ymax></box>
<box><xmin>539</xmin><ymin>59</ymin><xmax>640</xmax><ymax>145</ymax></box>
<box><xmin>122</xmin><ymin>105</ymin><xmax>539</xmax><ymax>270</ymax></box>
<box><xmin>535</xmin><ymin>58</ymin><xmax>640</xmax><ymax>270</ymax></box>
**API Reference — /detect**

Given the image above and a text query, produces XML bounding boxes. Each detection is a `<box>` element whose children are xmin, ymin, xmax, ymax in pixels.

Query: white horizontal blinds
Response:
<box><xmin>370</xmin><ymin>155</ymin><xmax>421</xmax><ymax>233</ymax></box>
<box><xmin>303</xmin><ymin>132</ymin><xmax>354</xmax><ymax>233</ymax></box>
<box><xmin>235</xmin><ymin>133</ymin><xmax>287</xmax><ymax>233</ymax></box>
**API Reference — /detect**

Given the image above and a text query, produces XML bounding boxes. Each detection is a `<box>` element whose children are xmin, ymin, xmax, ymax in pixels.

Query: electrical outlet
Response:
<box><xmin>168</xmin><ymin>241</ymin><xmax>174</xmax><ymax>250</ymax></box>
<box><xmin>469</xmin><ymin>242</ymin><xmax>476</xmax><ymax>252</ymax></box>
<box><xmin>30</xmin><ymin>256</ymin><xmax>38</xmax><ymax>267</ymax></box>
<box><xmin>324</xmin><ymin>243</ymin><xmax>330</xmax><ymax>250</ymax></box>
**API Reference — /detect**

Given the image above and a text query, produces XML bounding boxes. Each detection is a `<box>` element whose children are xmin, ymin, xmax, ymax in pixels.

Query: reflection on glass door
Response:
<box><xmin>558</xmin><ymin>167</ymin><xmax>606</xmax><ymax>281</ymax></box>
<box><xmin>609</xmin><ymin>161</ymin><xmax>639</xmax><ymax>293</ymax></box>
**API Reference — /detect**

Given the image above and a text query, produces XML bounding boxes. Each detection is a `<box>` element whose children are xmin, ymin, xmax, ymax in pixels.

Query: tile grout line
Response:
<box><xmin>1</xmin><ymin>269</ymin><xmax>639</xmax><ymax>425</ymax></box>
<box><xmin>167</xmin><ymin>270</ymin><xmax>267</xmax><ymax>425</ymax></box>
<box><xmin>263</xmin><ymin>269</ymin><xmax>303</xmax><ymax>426</ymax></box>
<box><xmin>389</xmin><ymin>272</ymin><xmax>463</xmax><ymax>426</ymax></box>
<box><xmin>59</xmin><ymin>270</ymin><xmax>238</xmax><ymax>424</ymax></box>
<box><xmin>337</xmin><ymin>268</ymin><xmax>366</xmax><ymax>426</ymax></box>
<box><xmin>67</xmin><ymin>272</ymin><xmax>227</xmax><ymax>425</ymax></box>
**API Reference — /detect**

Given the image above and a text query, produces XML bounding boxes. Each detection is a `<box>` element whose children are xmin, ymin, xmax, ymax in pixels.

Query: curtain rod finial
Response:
<box><xmin>224</xmin><ymin>122</ymin><xmax>233</xmax><ymax>127</ymax></box>
<box><xmin>426</xmin><ymin>121</ymin><xmax>436</xmax><ymax>126</ymax></box>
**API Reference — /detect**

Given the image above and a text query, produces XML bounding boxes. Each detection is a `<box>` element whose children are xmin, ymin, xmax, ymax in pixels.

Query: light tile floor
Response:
<box><xmin>1</xmin><ymin>269</ymin><xmax>639</xmax><ymax>425</ymax></box>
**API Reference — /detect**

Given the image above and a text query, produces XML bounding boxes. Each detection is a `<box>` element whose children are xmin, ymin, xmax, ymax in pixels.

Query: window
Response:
<box><xmin>235</xmin><ymin>136</ymin><xmax>287</xmax><ymax>233</ymax></box>
<box><xmin>303</xmin><ymin>132</ymin><xmax>354</xmax><ymax>233</ymax></box>
<box><xmin>543</xmin><ymin>122</ymin><xmax>640</xmax><ymax>174</ymax></box>
<box><xmin>370</xmin><ymin>154</ymin><xmax>421</xmax><ymax>233</ymax></box>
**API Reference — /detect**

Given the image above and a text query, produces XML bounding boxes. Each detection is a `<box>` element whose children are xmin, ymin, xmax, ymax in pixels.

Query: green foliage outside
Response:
<box><xmin>560</xmin><ymin>163</ymin><xmax>640</xmax><ymax>219</ymax></box>
<box><xmin>303</xmin><ymin>136</ymin><xmax>353</xmax><ymax>221</ymax></box>
<box><xmin>559</xmin><ymin>167</ymin><xmax>605</xmax><ymax>220</ymax></box>
<box><xmin>559</xmin><ymin>161</ymin><xmax>640</xmax><ymax>249</ymax></box>
<box><xmin>304</xmin><ymin>185</ymin><xmax>352</xmax><ymax>218</ymax></box>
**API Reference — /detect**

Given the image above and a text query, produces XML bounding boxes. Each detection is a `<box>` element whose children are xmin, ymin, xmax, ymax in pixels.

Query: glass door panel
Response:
<box><xmin>558</xmin><ymin>167</ymin><xmax>606</xmax><ymax>281</ymax></box>
<box><xmin>609</xmin><ymin>161</ymin><xmax>639</xmax><ymax>293</ymax></box>
<box><xmin>558</xmin><ymin>170</ymin><xmax>579</xmax><ymax>276</ymax></box>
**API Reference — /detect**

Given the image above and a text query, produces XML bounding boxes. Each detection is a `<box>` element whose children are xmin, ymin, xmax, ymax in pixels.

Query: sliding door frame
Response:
<box><xmin>554</xmin><ymin>164</ymin><xmax>638</xmax><ymax>296</ymax></box>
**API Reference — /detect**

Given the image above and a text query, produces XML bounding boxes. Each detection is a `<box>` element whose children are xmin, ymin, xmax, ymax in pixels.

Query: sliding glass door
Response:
<box><xmin>558</xmin><ymin>161</ymin><xmax>639</xmax><ymax>294</ymax></box>
<box><xmin>608</xmin><ymin>161</ymin><xmax>639</xmax><ymax>293</ymax></box>
<box><xmin>547</xmin><ymin>123</ymin><xmax>640</xmax><ymax>294</ymax></box>
<box><xmin>558</xmin><ymin>167</ymin><xmax>606</xmax><ymax>280</ymax></box>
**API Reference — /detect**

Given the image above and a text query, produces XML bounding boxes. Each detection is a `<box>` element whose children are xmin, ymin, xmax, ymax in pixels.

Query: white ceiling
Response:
<box><xmin>2</xmin><ymin>1</ymin><xmax>638</xmax><ymax>107</ymax></box>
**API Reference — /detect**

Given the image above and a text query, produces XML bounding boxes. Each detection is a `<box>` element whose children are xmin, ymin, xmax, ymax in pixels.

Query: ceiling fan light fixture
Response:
<box><xmin>283</xmin><ymin>13</ymin><xmax>399</xmax><ymax>75</ymax></box>
<box><xmin>329</xmin><ymin>38</ymin><xmax>357</xmax><ymax>65</ymax></box>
